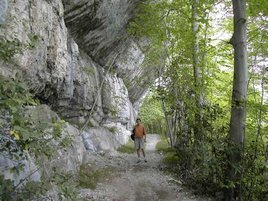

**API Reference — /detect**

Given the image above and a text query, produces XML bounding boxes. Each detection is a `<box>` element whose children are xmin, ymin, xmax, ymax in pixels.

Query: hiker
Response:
<box><xmin>133</xmin><ymin>118</ymin><xmax>147</xmax><ymax>163</ymax></box>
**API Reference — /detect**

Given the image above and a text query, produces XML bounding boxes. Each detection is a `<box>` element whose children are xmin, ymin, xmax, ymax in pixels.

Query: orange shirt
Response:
<box><xmin>134</xmin><ymin>124</ymin><xmax>146</xmax><ymax>138</ymax></box>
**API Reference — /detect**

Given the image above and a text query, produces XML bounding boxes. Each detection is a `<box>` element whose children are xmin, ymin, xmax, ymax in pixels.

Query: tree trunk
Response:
<box><xmin>226</xmin><ymin>0</ymin><xmax>248</xmax><ymax>200</ymax></box>
<box><xmin>191</xmin><ymin>0</ymin><xmax>204</xmax><ymax>164</ymax></box>
<box><xmin>156</xmin><ymin>67</ymin><xmax>174</xmax><ymax>147</ymax></box>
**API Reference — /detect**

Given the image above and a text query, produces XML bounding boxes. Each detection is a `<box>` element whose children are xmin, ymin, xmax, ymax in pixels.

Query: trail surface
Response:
<box><xmin>79</xmin><ymin>134</ymin><xmax>209</xmax><ymax>201</ymax></box>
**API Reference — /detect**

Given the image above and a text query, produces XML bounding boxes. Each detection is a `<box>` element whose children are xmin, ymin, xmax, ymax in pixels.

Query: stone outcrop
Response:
<box><xmin>63</xmin><ymin>0</ymin><xmax>138</xmax><ymax>65</ymax></box>
<box><xmin>0</xmin><ymin>0</ymin><xmax>155</xmax><ymax>128</ymax></box>
<box><xmin>0</xmin><ymin>0</ymin><xmax>157</xmax><ymax>188</ymax></box>
<box><xmin>0</xmin><ymin>104</ymin><xmax>130</xmax><ymax>187</ymax></box>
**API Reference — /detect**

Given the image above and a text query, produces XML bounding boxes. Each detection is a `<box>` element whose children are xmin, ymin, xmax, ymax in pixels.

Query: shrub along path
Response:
<box><xmin>78</xmin><ymin>134</ymin><xmax>210</xmax><ymax>201</ymax></box>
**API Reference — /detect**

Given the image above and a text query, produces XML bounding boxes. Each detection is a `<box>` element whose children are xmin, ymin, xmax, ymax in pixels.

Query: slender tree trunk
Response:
<box><xmin>161</xmin><ymin>100</ymin><xmax>174</xmax><ymax>146</ymax></box>
<box><xmin>226</xmin><ymin>0</ymin><xmax>248</xmax><ymax>200</ymax></box>
<box><xmin>156</xmin><ymin>67</ymin><xmax>174</xmax><ymax>147</ymax></box>
<box><xmin>191</xmin><ymin>0</ymin><xmax>204</xmax><ymax>163</ymax></box>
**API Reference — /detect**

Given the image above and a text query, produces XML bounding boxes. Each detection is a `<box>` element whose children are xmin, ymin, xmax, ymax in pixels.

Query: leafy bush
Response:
<box><xmin>0</xmin><ymin>75</ymin><xmax>74</xmax><ymax>200</ymax></box>
<box><xmin>0</xmin><ymin>38</ymin><xmax>23</xmax><ymax>61</ymax></box>
<box><xmin>0</xmin><ymin>35</ymin><xmax>38</xmax><ymax>62</ymax></box>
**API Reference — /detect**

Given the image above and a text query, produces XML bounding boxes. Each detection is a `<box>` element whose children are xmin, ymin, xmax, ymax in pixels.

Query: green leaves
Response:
<box><xmin>0</xmin><ymin>175</ymin><xmax>14</xmax><ymax>201</ymax></box>
<box><xmin>0</xmin><ymin>34</ymin><xmax>39</xmax><ymax>62</ymax></box>
<box><xmin>0</xmin><ymin>75</ymin><xmax>75</xmax><ymax>199</ymax></box>
<box><xmin>139</xmin><ymin>93</ymin><xmax>165</xmax><ymax>134</ymax></box>
<box><xmin>132</xmin><ymin>0</ymin><xmax>267</xmax><ymax>199</ymax></box>
<box><xmin>0</xmin><ymin>38</ymin><xmax>23</xmax><ymax>61</ymax></box>
<box><xmin>249</xmin><ymin>0</ymin><xmax>268</xmax><ymax>16</ymax></box>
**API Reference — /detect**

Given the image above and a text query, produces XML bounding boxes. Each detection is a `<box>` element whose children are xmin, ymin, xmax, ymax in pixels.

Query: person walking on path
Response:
<box><xmin>133</xmin><ymin>118</ymin><xmax>147</xmax><ymax>163</ymax></box>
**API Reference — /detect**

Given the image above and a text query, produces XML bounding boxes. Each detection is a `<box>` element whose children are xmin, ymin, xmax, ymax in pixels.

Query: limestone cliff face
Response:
<box><xmin>0</xmin><ymin>0</ymin><xmax>155</xmax><ymax>129</ymax></box>
<box><xmin>0</xmin><ymin>0</ymin><xmax>157</xmax><ymax>187</ymax></box>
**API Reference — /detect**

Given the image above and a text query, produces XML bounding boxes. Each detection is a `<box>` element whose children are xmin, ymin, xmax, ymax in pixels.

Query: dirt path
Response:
<box><xmin>79</xmin><ymin>134</ymin><xmax>207</xmax><ymax>201</ymax></box>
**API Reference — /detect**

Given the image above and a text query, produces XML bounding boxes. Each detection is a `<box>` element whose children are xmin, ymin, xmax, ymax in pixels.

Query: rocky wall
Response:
<box><xmin>0</xmin><ymin>0</ymin><xmax>159</xmax><ymax>190</ymax></box>
<box><xmin>0</xmin><ymin>0</ymin><xmax>155</xmax><ymax>129</ymax></box>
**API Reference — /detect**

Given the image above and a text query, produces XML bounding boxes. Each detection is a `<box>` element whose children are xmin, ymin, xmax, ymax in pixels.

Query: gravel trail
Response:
<box><xmin>79</xmin><ymin>134</ymin><xmax>209</xmax><ymax>201</ymax></box>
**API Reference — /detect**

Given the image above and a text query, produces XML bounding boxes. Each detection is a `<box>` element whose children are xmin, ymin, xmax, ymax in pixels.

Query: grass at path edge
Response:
<box><xmin>117</xmin><ymin>139</ymin><xmax>135</xmax><ymax>153</ymax></box>
<box><xmin>156</xmin><ymin>136</ymin><xmax>179</xmax><ymax>165</ymax></box>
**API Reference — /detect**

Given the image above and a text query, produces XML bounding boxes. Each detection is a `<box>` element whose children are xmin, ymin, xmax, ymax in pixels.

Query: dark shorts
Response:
<box><xmin>134</xmin><ymin>137</ymin><xmax>145</xmax><ymax>150</ymax></box>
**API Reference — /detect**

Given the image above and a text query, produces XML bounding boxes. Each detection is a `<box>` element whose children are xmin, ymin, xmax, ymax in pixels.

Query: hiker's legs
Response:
<box><xmin>135</xmin><ymin>138</ymin><xmax>141</xmax><ymax>157</ymax></box>
<box><xmin>137</xmin><ymin>149</ymin><xmax>141</xmax><ymax>158</ymax></box>
<box><xmin>141</xmin><ymin>149</ymin><xmax>146</xmax><ymax>158</ymax></box>
<box><xmin>139</xmin><ymin>138</ymin><xmax>146</xmax><ymax>158</ymax></box>
<box><xmin>134</xmin><ymin>138</ymin><xmax>139</xmax><ymax>157</ymax></box>
<box><xmin>136</xmin><ymin>149</ymin><xmax>141</xmax><ymax>162</ymax></box>
<box><xmin>135</xmin><ymin>138</ymin><xmax>146</xmax><ymax>162</ymax></box>
<box><xmin>141</xmin><ymin>148</ymin><xmax>147</xmax><ymax>162</ymax></box>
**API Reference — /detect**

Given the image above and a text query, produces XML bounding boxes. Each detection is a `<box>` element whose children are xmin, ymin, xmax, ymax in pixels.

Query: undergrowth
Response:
<box><xmin>117</xmin><ymin>139</ymin><xmax>135</xmax><ymax>154</ymax></box>
<box><xmin>156</xmin><ymin>136</ymin><xmax>179</xmax><ymax>165</ymax></box>
<box><xmin>79</xmin><ymin>164</ymin><xmax>116</xmax><ymax>189</ymax></box>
